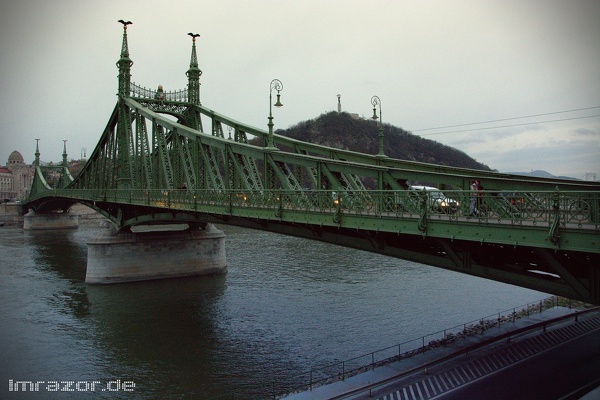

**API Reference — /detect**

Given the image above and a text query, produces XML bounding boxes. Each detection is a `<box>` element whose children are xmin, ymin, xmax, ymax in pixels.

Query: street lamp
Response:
<box><xmin>267</xmin><ymin>79</ymin><xmax>283</xmax><ymax>149</ymax></box>
<box><xmin>371</xmin><ymin>95</ymin><xmax>385</xmax><ymax>157</ymax></box>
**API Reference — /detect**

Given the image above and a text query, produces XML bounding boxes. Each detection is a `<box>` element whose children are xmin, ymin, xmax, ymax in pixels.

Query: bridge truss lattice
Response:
<box><xmin>23</xmin><ymin>22</ymin><xmax>600</xmax><ymax>304</ymax></box>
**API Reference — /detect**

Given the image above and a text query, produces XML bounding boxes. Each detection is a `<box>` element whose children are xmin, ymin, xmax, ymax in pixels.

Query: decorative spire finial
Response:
<box><xmin>187</xmin><ymin>33</ymin><xmax>200</xmax><ymax>67</ymax></box>
<box><xmin>186</xmin><ymin>32</ymin><xmax>202</xmax><ymax>104</ymax></box>
<box><xmin>34</xmin><ymin>139</ymin><xmax>40</xmax><ymax>167</ymax></box>
<box><xmin>118</xmin><ymin>20</ymin><xmax>132</xmax><ymax>57</ymax></box>
<box><xmin>62</xmin><ymin>140</ymin><xmax>68</xmax><ymax>167</ymax></box>
<box><xmin>117</xmin><ymin>20</ymin><xmax>133</xmax><ymax>98</ymax></box>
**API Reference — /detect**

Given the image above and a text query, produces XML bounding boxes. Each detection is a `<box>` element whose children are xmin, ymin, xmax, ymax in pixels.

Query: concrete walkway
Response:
<box><xmin>581</xmin><ymin>386</ymin><xmax>600</xmax><ymax>400</ymax></box>
<box><xmin>281</xmin><ymin>306</ymin><xmax>594</xmax><ymax>400</ymax></box>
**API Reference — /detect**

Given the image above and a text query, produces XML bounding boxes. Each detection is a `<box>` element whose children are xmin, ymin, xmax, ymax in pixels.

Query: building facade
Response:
<box><xmin>1</xmin><ymin>151</ymin><xmax>34</xmax><ymax>201</ymax></box>
<box><xmin>0</xmin><ymin>166</ymin><xmax>12</xmax><ymax>200</ymax></box>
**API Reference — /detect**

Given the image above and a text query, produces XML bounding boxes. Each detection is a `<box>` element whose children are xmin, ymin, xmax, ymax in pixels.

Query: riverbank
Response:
<box><xmin>0</xmin><ymin>202</ymin><xmax>21</xmax><ymax>226</ymax></box>
<box><xmin>280</xmin><ymin>298</ymin><xmax>595</xmax><ymax>399</ymax></box>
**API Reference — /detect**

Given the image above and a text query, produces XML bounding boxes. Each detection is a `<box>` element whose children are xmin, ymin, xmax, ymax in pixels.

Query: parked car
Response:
<box><xmin>409</xmin><ymin>186</ymin><xmax>460</xmax><ymax>213</ymax></box>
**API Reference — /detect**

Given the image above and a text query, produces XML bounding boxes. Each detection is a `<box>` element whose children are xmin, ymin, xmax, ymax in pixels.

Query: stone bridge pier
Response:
<box><xmin>85</xmin><ymin>222</ymin><xmax>227</xmax><ymax>284</ymax></box>
<box><xmin>23</xmin><ymin>209</ymin><xmax>79</xmax><ymax>230</ymax></box>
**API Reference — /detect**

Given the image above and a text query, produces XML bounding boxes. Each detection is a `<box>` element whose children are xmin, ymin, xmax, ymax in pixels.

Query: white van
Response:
<box><xmin>409</xmin><ymin>186</ymin><xmax>460</xmax><ymax>213</ymax></box>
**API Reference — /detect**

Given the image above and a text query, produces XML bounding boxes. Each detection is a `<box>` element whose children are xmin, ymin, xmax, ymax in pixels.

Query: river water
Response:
<box><xmin>0</xmin><ymin>222</ymin><xmax>546</xmax><ymax>399</ymax></box>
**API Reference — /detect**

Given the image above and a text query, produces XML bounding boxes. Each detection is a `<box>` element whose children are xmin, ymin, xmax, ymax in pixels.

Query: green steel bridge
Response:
<box><xmin>23</xmin><ymin>22</ymin><xmax>600</xmax><ymax>304</ymax></box>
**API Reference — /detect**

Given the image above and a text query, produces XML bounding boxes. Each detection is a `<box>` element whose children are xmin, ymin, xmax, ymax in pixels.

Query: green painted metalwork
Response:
<box><xmin>25</xmin><ymin>186</ymin><xmax>599</xmax><ymax>251</ymax></box>
<box><xmin>186</xmin><ymin>33</ymin><xmax>201</xmax><ymax>105</ymax></box>
<box><xmin>21</xmin><ymin>21</ymin><xmax>600</xmax><ymax>303</ymax></box>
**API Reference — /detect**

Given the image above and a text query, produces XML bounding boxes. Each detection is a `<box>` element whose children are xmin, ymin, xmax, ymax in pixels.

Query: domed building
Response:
<box><xmin>8</xmin><ymin>150</ymin><xmax>25</xmax><ymax>165</ymax></box>
<box><xmin>1</xmin><ymin>150</ymin><xmax>33</xmax><ymax>201</ymax></box>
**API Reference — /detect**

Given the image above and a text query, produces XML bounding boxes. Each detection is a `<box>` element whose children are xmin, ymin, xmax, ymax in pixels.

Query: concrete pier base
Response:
<box><xmin>86</xmin><ymin>222</ymin><xmax>227</xmax><ymax>284</ymax></box>
<box><xmin>23</xmin><ymin>209</ymin><xmax>79</xmax><ymax>230</ymax></box>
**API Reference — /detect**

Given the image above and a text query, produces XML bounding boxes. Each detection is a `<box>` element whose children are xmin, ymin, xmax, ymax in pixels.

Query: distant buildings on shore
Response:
<box><xmin>0</xmin><ymin>150</ymin><xmax>87</xmax><ymax>202</ymax></box>
<box><xmin>0</xmin><ymin>151</ymin><xmax>33</xmax><ymax>201</ymax></box>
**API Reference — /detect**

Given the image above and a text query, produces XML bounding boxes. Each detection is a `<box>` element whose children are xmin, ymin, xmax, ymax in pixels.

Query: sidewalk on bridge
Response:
<box><xmin>280</xmin><ymin>306</ymin><xmax>586</xmax><ymax>400</ymax></box>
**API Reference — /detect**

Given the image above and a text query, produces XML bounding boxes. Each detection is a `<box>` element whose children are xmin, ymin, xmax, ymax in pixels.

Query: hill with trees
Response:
<box><xmin>265</xmin><ymin>111</ymin><xmax>492</xmax><ymax>171</ymax></box>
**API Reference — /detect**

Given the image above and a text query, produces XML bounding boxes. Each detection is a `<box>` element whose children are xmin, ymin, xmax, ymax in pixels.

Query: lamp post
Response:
<box><xmin>267</xmin><ymin>79</ymin><xmax>283</xmax><ymax>149</ymax></box>
<box><xmin>371</xmin><ymin>95</ymin><xmax>385</xmax><ymax>157</ymax></box>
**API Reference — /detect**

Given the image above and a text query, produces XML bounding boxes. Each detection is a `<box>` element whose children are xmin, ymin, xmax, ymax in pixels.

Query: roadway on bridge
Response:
<box><xmin>282</xmin><ymin>308</ymin><xmax>600</xmax><ymax>400</ymax></box>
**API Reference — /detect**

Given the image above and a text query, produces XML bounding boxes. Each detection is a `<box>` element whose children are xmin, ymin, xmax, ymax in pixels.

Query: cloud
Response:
<box><xmin>573</xmin><ymin>127</ymin><xmax>599</xmax><ymax>137</ymax></box>
<box><xmin>444</xmin><ymin>122</ymin><xmax>600</xmax><ymax>176</ymax></box>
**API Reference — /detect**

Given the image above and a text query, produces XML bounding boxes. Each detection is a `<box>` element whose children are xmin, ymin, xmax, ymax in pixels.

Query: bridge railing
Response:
<box><xmin>130</xmin><ymin>82</ymin><xmax>188</xmax><ymax>102</ymax></box>
<box><xmin>41</xmin><ymin>188</ymin><xmax>600</xmax><ymax>228</ymax></box>
<box><xmin>266</xmin><ymin>296</ymin><xmax>590</xmax><ymax>398</ymax></box>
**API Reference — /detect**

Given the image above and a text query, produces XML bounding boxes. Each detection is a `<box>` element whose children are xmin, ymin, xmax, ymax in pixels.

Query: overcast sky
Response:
<box><xmin>1</xmin><ymin>0</ymin><xmax>598</xmax><ymax>179</ymax></box>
